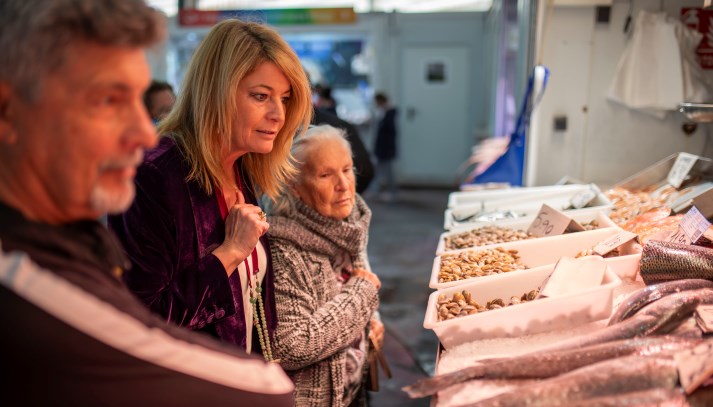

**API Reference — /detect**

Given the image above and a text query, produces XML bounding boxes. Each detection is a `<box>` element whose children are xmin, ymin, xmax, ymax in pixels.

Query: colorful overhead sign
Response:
<box><xmin>179</xmin><ymin>8</ymin><xmax>357</xmax><ymax>27</ymax></box>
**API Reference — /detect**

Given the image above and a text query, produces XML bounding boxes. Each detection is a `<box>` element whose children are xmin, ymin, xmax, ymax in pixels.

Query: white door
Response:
<box><xmin>398</xmin><ymin>46</ymin><xmax>471</xmax><ymax>186</ymax></box>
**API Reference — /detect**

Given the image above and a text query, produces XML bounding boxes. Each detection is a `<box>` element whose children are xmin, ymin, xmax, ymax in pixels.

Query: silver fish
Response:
<box><xmin>534</xmin><ymin>288</ymin><xmax>713</xmax><ymax>354</ymax></box>
<box><xmin>640</xmin><ymin>240</ymin><xmax>713</xmax><ymax>285</ymax></box>
<box><xmin>565</xmin><ymin>388</ymin><xmax>688</xmax><ymax>407</ymax></box>
<box><xmin>608</xmin><ymin>279</ymin><xmax>713</xmax><ymax>325</ymax></box>
<box><xmin>457</xmin><ymin>355</ymin><xmax>679</xmax><ymax>407</ymax></box>
<box><xmin>403</xmin><ymin>336</ymin><xmax>699</xmax><ymax>398</ymax></box>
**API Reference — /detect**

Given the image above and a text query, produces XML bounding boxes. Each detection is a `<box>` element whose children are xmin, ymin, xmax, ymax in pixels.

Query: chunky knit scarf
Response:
<box><xmin>268</xmin><ymin>194</ymin><xmax>371</xmax><ymax>269</ymax></box>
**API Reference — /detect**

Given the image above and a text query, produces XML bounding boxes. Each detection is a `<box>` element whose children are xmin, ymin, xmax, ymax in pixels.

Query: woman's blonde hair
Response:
<box><xmin>158</xmin><ymin>19</ymin><xmax>312</xmax><ymax>200</ymax></box>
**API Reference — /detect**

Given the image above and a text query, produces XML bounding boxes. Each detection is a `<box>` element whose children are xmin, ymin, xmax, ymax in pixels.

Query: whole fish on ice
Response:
<box><xmin>403</xmin><ymin>336</ymin><xmax>700</xmax><ymax>398</ymax></box>
<box><xmin>608</xmin><ymin>279</ymin><xmax>713</xmax><ymax>325</ymax></box>
<box><xmin>534</xmin><ymin>288</ymin><xmax>713</xmax><ymax>354</ymax></box>
<box><xmin>458</xmin><ymin>355</ymin><xmax>679</xmax><ymax>407</ymax></box>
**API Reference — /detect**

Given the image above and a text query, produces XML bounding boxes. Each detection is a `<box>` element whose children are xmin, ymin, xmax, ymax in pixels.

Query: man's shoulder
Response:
<box><xmin>0</xmin><ymin>247</ymin><xmax>295</xmax><ymax>403</ymax></box>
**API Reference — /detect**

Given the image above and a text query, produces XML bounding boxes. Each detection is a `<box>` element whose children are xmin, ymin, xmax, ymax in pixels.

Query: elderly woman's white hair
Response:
<box><xmin>268</xmin><ymin>124</ymin><xmax>354</xmax><ymax>215</ymax></box>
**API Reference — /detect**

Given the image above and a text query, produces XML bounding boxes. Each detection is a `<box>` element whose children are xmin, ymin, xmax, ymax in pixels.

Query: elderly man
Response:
<box><xmin>0</xmin><ymin>1</ymin><xmax>293</xmax><ymax>405</ymax></box>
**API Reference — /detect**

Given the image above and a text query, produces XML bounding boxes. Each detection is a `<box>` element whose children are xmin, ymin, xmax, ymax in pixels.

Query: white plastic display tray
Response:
<box><xmin>430</xmin><ymin>227</ymin><xmax>622</xmax><ymax>290</ymax></box>
<box><xmin>610</xmin><ymin>152</ymin><xmax>713</xmax><ymax>214</ymax></box>
<box><xmin>436</xmin><ymin>211</ymin><xmax>618</xmax><ymax>255</ymax></box>
<box><xmin>614</xmin><ymin>152</ymin><xmax>713</xmax><ymax>191</ymax></box>
<box><xmin>447</xmin><ymin>184</ymin><xmax>594</xmax><ymax>208</ymax></box>
<box><xmin>444</xmin><ymin>188</ymin><xmax>613</xmax><ymax>231</ymax></box>
<box><xmin>424</xmin><ymin>264</ymin><xmax>621</xmax><ymax>349</ymax></box>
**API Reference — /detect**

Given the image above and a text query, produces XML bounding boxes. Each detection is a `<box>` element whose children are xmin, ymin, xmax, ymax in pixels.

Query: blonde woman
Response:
<box><xmin>109</xmin><ymin>19</ymin><xmax>312</xmax><ymax>360</ymax></box>
<box><xmin>269</xmin><ymin>125</ymin><xmax>383</xmax><ymax>406</ymax></box>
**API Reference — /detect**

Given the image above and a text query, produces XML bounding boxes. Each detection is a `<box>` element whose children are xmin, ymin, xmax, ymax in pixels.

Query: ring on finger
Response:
<box><xmin>258</xmin><ymin>210</ymin><xmax>266</xmax><ymax>221</ymax></box>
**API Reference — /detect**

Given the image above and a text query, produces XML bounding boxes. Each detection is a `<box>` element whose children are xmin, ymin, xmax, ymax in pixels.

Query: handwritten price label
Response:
<box><xmin>592</xmin><ymin>231</ymin><xmax>639</xmax><ymax>256</ymax></box>
<box><xmin>667</xmin><ymin>152</ymin><xmax>697</xmax><ymax>189</ymax></box>
<box><xmin>527</xmin><ymin>204</ymin><xmax>572</xmax><ymax>237</ymax></box>
<box><xmin>666</xmin><ymin>226</ymin><xmax>691</xmax><ymax>244</ymax></box>
<box><xmin>667</xmin><ymin>227</ymin><xmax>692</xmax><ymax>245</ymax></box>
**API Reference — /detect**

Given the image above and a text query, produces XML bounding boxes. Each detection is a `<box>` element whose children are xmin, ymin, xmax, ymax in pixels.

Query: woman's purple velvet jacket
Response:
<box><xmin>108</xmin><ymin>137</ymin><xmax>276</xmax><ymax>350</ymax></box>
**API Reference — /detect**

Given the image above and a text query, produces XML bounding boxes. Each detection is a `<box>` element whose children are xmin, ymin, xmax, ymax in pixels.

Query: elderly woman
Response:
<box><xmin>109</xmin><ymin>19</ymin><xmax>312</xmax><ymax>360</ymax></box>
<box><xmin>269</xmin><ymin>124</ymin><xmax>382</xmax><ymax>406</ymax></box>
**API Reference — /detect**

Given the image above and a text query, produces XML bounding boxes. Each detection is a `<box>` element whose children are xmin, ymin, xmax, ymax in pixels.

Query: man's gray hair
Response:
<box><xmin>0</xmin><ymin>0</ymin><xmax>166</xmax><ymax>102</ymax></box>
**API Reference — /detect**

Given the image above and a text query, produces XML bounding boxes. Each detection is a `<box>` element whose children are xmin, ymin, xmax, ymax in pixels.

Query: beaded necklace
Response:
<box><xmin>216</xmin><ymin>167</ymin><xmax>273</xmax><ymax>362</ymax></box>
<box><xmin>243</xmin><ymin>246</ymin><xmax>273</xmax><ymax>362</ymax></box>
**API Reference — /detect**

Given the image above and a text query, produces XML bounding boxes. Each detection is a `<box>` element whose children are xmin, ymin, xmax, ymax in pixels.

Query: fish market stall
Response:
<box><xmin>412</xmin><ymin>153</ymin><xmax>713</xmax><ymax>406</ymax></box>
<box><xmin>416</xmin><ymin>277</ymin><xmax>713</xmax><ymax>406</ymax></box>
<box><xmin>426</xmin><ymin>279</ymin><xmax>644</xmax><ymax>406</ymax></box>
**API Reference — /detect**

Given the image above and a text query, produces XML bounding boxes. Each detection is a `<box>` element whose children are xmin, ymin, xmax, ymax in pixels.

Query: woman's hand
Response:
<box><xmin>213</xmin><ymin>204</ymin><xmax>269</xmax><ymax>275</ymax></box>
<box><xmin>352</xmin><ymin>268</ymin><xmax>381</xmax><ymax>290</ymax></box>
<box><xmin>369</xmin><ymin>318</ymin><xmax>385</xmax><ymax>349</ymax></box>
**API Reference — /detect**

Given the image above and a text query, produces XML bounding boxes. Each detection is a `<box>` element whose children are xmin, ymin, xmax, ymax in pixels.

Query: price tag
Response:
<box><xmin>570</xmin><ymin>186</ymin><xmax>599</xmax><ymax>209</ymax></box>
<box><xmin>527</xmin><ymin>204</ymin><xmax>573</xmax><ymax>237</ymax></box>
<box><xmin>592</xmin><ymin>231</ymin><xmax>639</xmax><ymax>256</ymax></box>
<box><xmin>565</xmin><ymin>220</ymin><xmax>586</xmax><ymax>233</ymax></box>
<box><xmin>666</xmin><ymin>227</ymin><xmax>692</xmax><ymax>245</ymax></box>
<box><xmin>675</xmin><ymin>341</ymin><xmax>713</xmax><ymax>394</ymax></box>
<box><xmin>667</xmin><ymin>152</ymin><xmax>697</xmax><ymax>189</ymax></box>
<box><xmin>695</xmin><ymin>305</ymin><xmax>713</xmax><ymax>333</ymax></box>
<box><xmin>680</xmin><ymin>206</ymin><xmax>712</xmax><ymax>243</ymax></box>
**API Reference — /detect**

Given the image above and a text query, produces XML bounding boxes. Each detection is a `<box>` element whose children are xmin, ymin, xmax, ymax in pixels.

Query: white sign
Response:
<box><xmin>570</xmin><ymin>186</ymin><xmax>598</xmax><ymax>209</ymax></box>
<box><xmin>695</xmin><ymin>305</ymin><xmax>713</xmax><ymax>333</ymax></box>
<box><xmin>667</xmin><ymin>152</ymin><xmax>697</xmax><ymax>188</ymax></box>
<box><xmin>539</xmin><ymin>256</ymin><xmax>607</xmax><ymax>299</ymax></box>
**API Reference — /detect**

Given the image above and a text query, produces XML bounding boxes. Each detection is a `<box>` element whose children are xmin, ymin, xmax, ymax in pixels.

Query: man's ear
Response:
<box><xmin>0</xmin><ymin>82</ymin><xmax>18</xmax><ymax>145</ymax></box>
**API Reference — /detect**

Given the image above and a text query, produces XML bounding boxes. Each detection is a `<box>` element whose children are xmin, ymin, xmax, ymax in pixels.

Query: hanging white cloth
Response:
<box><xmin>607</xmin><ymin>10</ymin><xmax>711</xmax><ymax>119</ymax></box>
<box><xmin>677</xmin><ymin>12</ymin><xmax>713</xmax><ymax>105</ymax></box>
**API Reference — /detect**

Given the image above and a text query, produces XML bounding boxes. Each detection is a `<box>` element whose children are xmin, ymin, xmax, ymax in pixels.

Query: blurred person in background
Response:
<box><xmin>268</xmin><ymin>124</ymin><xmax>383</xmax><ymax>407</ymax></box>
<box><xmin>316</xmin><ymin>85</ymin><xmax>338</xmax><ymax>115</ymax></box>
<box><xmin>109</xmin><ymin>19</ymin><xmax>312</xmax><ymax>361</ymax></box>
<box><xmin>144</xmin><ymin>79</ymin><xmax>175</xmax><ymax>123</ymax></box>
<box><xmin>364</xmin><ymin>92</ymin><xmax>398</xmax><ymax>202</ymax></box>
<box><xmin>0</xmin><ymin>1</ymin><xmax>293</xmax><ymax>405</ymax></box>
<box><xmin>307</xmin><ymin>72</ymin><xmax>373</xmax><ymax>193</ymax></box>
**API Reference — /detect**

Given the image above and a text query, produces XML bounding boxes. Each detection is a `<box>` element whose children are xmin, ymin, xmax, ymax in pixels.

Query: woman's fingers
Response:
<box><xmin>226</xmin><ymin>204</ymin><xmax>268</xmax><ymax>234</ymax></box>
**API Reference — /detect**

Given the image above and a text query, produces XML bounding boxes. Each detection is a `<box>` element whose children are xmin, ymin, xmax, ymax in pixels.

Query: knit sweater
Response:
<box><xmin>269</xmin><ymin>194</ymin><xmax>379</xmax><ymax>407</ymax></box>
